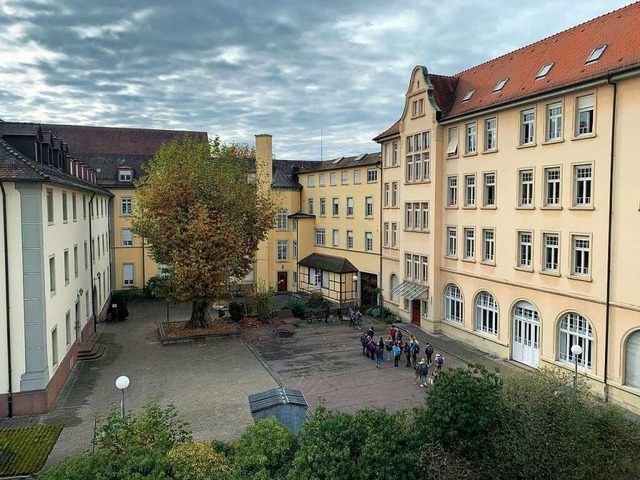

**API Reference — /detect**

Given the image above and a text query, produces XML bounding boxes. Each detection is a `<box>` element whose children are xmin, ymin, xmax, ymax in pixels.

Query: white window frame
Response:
<box><xmin>543</xmin><ymin>232</ymin><xmax>560</xmax><ymax>272</ymax></box>
<box><xmin>465</xmin><ymin>122</ymin><xmax>477</xmax><ymax>154</ymax></box>
<box><xmin>353</xmin><ymin>170</ymin><xmax>361</xmax><ymax>184</ymax></box>
<box><xmin>521</xmin><ymin>108</ymin><xmax>535</xmax><ymax>145</ymax></box>
<box><xmin>365</xmin><ymin>196</ymin><xmax>373</xmax><ymax>218</ymax></box>
<box><xmin>330</xmin><ymin>172</ymin><xmax>337</xmax><ymax>186</ymax></box>
<box><xmin>333</xmin><ymin>229</ymin><xmax>339</xmax><ymax>247</ymax></box>
<box><xmin>319</xmin><ymin>198</ymin><xmax>326</xmax><ymax>217</ymax></box>
<box><xmin>346</xmin><ymin>230</ymin><xmax>354</xmax><ymax>249</ymax></box>
<box><xmin>293</xmin><ymin>240</ymin><xmax>298</xmax><ymax>259</ymax></box>
<box><xmin>485</xmin><ymin>117</ymin><xmax>497</xmax><ymax>151</ymax></box>
<box><xmin>544</xmin><ymin>167</ymin><xmax>561</xmax><ymax>207</ymax></box>
<box><xmin>405</xmin><ymin>155</ymin><xmax>413</xmax><ymax>183</ymax></box>
<box><xmin>391</xmin><ymin>223</ymin><xmax>398</xmax><ymax>247</ymax></box>
<box><xmin>447</xmin><ymin>176</ymin><xmax>458</xmax><ymax>207</ymax></box>
<box><xmin>392</xmin><ymin>182</ymin><xmax>398</xmax><ymax>207</ymax></box>
<box><xmin>420</xmin><ymin>256</ymin><xmax>428</xmax><ymax>283</ymax></box>
<box><xmin>307</xmin><ymin>175</ymin><xmax>315</xmax><ymax>187</ymax></box>
<box><xmin>318</xmin><ymin>173</ymin><xmax>326</xmax><ymax>187</ymax></box>
<box><xmin>49</xmin><ymin>255</ymin><xmax>56</xmax><ymax>294</ymax></box>
<box><xmin>483</xmin><ymin>172</ymin><xmax>496</xmax><ymax>207</ymax></box>
<box><xmin>518</xmin><ymin>231</ymin><xmax>533</xmax><ymax>268</ymax></box>
<box><xmin>444</xmin><ymin>284</ymin><xmax>463</xmax><ymax>324</ymax></box>
<box><xmin>365</xmin><ymin>232</ymin><xmax>373</xmax><ymax>252</ymax></box>
<box><xmin>573</xmin><ymin>164</ymin><xmax>593</xmax><ymax>207</ymax></box>
<box><xmin>575</xmin><ymin>94</ymin><xmax>595</xmax><ymax>136</ymax></box>
<box><xmin>308</xmin><ymin>198</ymin><xmax>314</xmax><ymax>215</ymax></box>
<box><xmin>571</xmin><ymin>235</ymin><xmax>591</xmax><ymax>277</ymax></box>
<box><xmin>546</xmin><ymin>102</ymin><xmax>563</xmax><ymax>141</ymax></box>
<box><xmin>276</xmin><ymin>208</ymin><xmax>289</xmax><ymax>230</ymax></box>
<box><xmin>464</xmin><ymin>227</ymin><xmax>475</xmax><ymax>260</ymax></box>
<box><xmin>346</xmin><ymin>197</ymin><xmax>354</xmax><ymax>217</ymax></box>
<box><xmin>119</xmin><ymin>169</ymin><xmax>133</xmax><ymax>182</ymax></box>
<box><xmin>558</xmin><ymin>312</ymin><xmax>593</xmax><ymax>369</ymax></box>
<box><xmin>447</xmin><ymin>227</ymin><xmax>457</xmax><ymax>257</ymax></box>
<box><xmin>276</xmin><ymin>240</ymin><xmax>288</xmax><ymax>261</ymax></box>
<box><xmin>420</xmin><ymin>202</ymin><xmax>429</xmax><ymax>231</ymax></box>
<box><xmin>482</xmin><ymin>229</ymin><xmax>495</xmax><ymax>263</ymax></box>
<box><xmin>122</xmin><ymin>263</ymin><xmax>135</xmax><ymax>286</ymax></box>
<box><xmin>464</xmin><ymin>174</ymin><xmax>476</xmax><ymax>207</ymax></box>
<box><xmin>315</xmin><ymin>228</ymin><xmax>326</xmax><ymax>246</ymax></box>
<box><xmin>332</xmin><ymin>197</ymin><xmax>339</xmax><ymax>217</ymax></box>
<box><xmin>475</xmin><ymin>291</ymin><xmax>498</xmax><ymax>336</ymax></box>
<box><xmin>519</xmin><ymin>169</ymin><xmax>534</xmax><ymax>207</ymax></box>
<box><xmin>383</xmin><ymin>222</ymin><xmax>389</xmax><ymax>247</ymax></box>
<box><xmin>121</xmin><ymin>228</ymin><xmax>133</xmax><ymax>247</ymax></box>
<box><xmin>446</xmin><ymin>127</ymin><xmax>459</xmax><ymax>157</ymax></box>
<box><xmin>384</xmin><ymin>183</ymin><xmax>390</xmax><ymax>207</ymax></box>
<box><xmin>120</xmin><ymin>197</ymin><xmax>132</xmax><ymax>216</ymax></box>
<box><xmin>341</xmin><ymin>171</ymin><xmax>349</xmax><ymax>185</ymax></box>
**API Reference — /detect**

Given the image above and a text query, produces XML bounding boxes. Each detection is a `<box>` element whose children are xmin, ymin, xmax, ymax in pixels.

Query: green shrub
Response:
<box><xmin>228</xmin><ymin>302</ymin><xmax>244</xmax><ymax>322</ymax></box>
<box><xmin>305</xmin><ymin>292</ymin><xmax>325</xmax><ymax>309</ymax></box>
<box><xmin>283</xmin><ymin>299</ymin><xmax>306</xmax><ymax>319</ymax></box>
<box><xmin>145</xmin><ymin>274</ymin><xmax>171</xmax><ymax>299</ymax></box>
<box><xmin>248</xmin><ymin>280</ymin><xmax>275</xmax><ymax>323</ymax></box>
<box><xmin>167</xmin><ymin>441</ymin><xmax>230</xmax><ymax>480</ymax></box>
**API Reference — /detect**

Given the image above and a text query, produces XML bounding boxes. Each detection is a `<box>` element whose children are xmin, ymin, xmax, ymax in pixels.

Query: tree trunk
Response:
<box><xmin>186</xmin><ymin>299</ymin><xmax>211</xmax><ymax>329</ymax></box>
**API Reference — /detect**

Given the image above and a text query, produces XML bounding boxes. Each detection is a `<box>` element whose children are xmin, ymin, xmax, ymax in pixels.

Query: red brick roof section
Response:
<box><xmin>373</xmin><ymin>119</ymin><xmax>400</xmax><ymax>142</ymax></box>
<box><xmin>429</xmin><ymin>74</ymin><xmax>458</xmax><ymax>116</ymax></box>
<box><xmin>41</xmin><ymin>124</ymin><xmax>208</xmax><ymax>155</ymax></box>
<box><xmin>444</xmin><ymin>2</ymin><xmax>640</xmax><ymax>119</ymax></box>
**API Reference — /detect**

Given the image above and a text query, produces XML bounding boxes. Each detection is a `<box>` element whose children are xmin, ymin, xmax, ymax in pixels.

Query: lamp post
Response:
<box><xmin>115</xmin><ymin>375</ymin><xmax>130</xmax><ymax>417</ymax></box>
<box><xmin>352</xmin><ymin>274</ymin><xmax>358</xmax><ymax>308</ymax></box>
<box><xmin>571</xmin><ymin>344</ymin><xmax>583</xmax><ymax>390</ymax></box>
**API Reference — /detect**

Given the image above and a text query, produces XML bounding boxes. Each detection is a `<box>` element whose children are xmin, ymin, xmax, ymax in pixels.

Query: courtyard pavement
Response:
<box><xmin>0</xmin><ymin>297</ymin><xmax>524</xmax><ymax>468</ymax></box>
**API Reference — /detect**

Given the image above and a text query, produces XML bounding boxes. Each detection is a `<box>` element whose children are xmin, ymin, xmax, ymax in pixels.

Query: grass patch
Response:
<box><xmin>0</xmin><ymin>424</ymin><xmax>63</xmax><ymax>476</ymax></box>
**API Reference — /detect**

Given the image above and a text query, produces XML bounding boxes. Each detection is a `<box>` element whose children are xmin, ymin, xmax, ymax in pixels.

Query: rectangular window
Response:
<box><xmin>519</xmin><ymin>169</ymin><xmax>534</xmax><ymax>206</ymax></box>
<box><xmin>406</xmin><ymin>135</ymin><xmax>413</xmax><ymax>154</ymax></box>
<box><xmin>423</xmin><ymin>131</ymin><xmax>431</xmax><ymax>149</ymax></box>
<box><xmin>420</xmin><ymin>202</ymin><xmax>429</xmax><ymax>231</ymax></box>
<box><xmin>421</xmin><ymin>256</ymin><xmax>428</xmax><ymax>283</ymax></box>
<box><xmin>384</xmin><ymin>183</ymin><xmax>390</xmax><ymax>207</ymax></box>
<box><xmin>353</xmin><ymin>170</ymin><xmax>361</xmax><ymax>184</ymax></box>
<box><xmin>346</xmin><ymin>197</ymin><xmax>354</xmax><ymax>216</ymax></box>
<box><xmin>482</xmin><ymin>229</ymin><xmax>495</xmax><ymax>262</ymax></box>
<box><xmin>483</xmin><ymin>172</ymin><xmax>496</xmax><ymax>206</ymax></box>
<box><xmin>465</xmin><ymin>123</ymin><xmax>477</xmax><ymax>154</ymax></box>
<box><xmin>308</xmin><ymin>198</ymin><xmax>314</xmax><ymax>215</ymax></box>
<box><xmin>405</xmin><ymin>203</ymin><xmax>412</xmax><ymax>229</ymax></box>
<box><xmin>383</xmin><ymin>143</ymin><xmax>390</xmax><ymax>167</ymax></box>
<box><xmin>422</xmin><ymin>152</ymin><xmax>430</xmax><ymax>181</ymax></box>
<box><xmin>332</xmin><ymin>198</ymin><xmax>339</xmax><ymax>216</ymax></box>
<box><xmin>66</xmin><ymin>310</ymin><xmax>72</xmax><ymax>346</ymax></box>
<box><xmin>82</xmin><ymin>195</ymin><xmax>87</xmax><ymax>220</ymax></box>
<box><xmin>574</xmin><ymin>164</ymin><xmax>592</xmax><ymax>206</ymax></box>
<box><xmin>319</xmin><ymin>173</ymin><xmax>326</xmax><ymax>186</ymax></box>
<box><xmin>73</xmin><ymin>245</ymin><xmax>78</xmax><ymax>277</ymax></box>
<box><xmin>383</xmin><ymin>222</ymin><xmax>389</xmax><ymax>247</ymax></box>
<box><xmin>518</xmin><ymin>231</ymin><xmax>533</xmax><ymax>268</ymax></box>
<box><xmin>521</xmin><ymin>108</ymin><xmax>535</xmax><ymax>145</ymax></box>
<box><xmin>391</xmin><ymin>223</ymin><xmax>398</xmax><ymax>247</ymax></box>
<box><xmin>465</xmin><ymin>174</ymin><xmax>476</xmax><ymax>207</ymax></box>
<box><xmin>276</xmin><ymin>208</ymin><xmax>289</xmax><ymax>230</ymax></box>
<box><xmin>64</xmin><ymin>249</ymin><xmax>69</xmax><ymax>284</ymax></box>
<box><xmin>123</xmin><ymin>263</ymin><xmax>134</xmax><ymax>286</ymax></box>
<box><xmin>307</xmin><ymin>175</ymin><xmax>315</xmax><ymax>187</ymax></box>
<box><xmin>346</xmin><ymin>230</ymin><xmax>354</xmax><ymax>249</ymax></box>
<box><xmin>277</xmin><ymin>240</ymin><xmax>288</xmax><ymax>261</ymax></box>
<box><xmin>572</xmin><ymin>235</ymin><xmax>590</xmax><ymax>276</ymax></box>
<box><xmin>447</xmin><ymin>227</ymin><xmax>457</xmax><ymax>257</ymax></box>
<box><xmin>315</xmin><ymin>228</ymin><xmax>326</xmax><ymax>246</ymax></box>
<box><xmin>405</xmin><ymin>253</ymin><xmax>412</xmax><ymax>278</ymax></box>
<box><xmin>49</xmin><ymin>256</ymin><xmax>56</xmax><ymax>294</ymax></box>
<box><xmin>365</xmin><ymin>196</ymin><xmax>373</xmax><ymax>217</ymax></box>
<box><xmin>333</xmin><ymin>229</ymin><xmax>339</xmax><ymax>247</ymax></box>
<box><xmin>292</xmin><ymin>271</ymin><xmax>298</xmax><ymax>285</ymax></box>
<box><xmin>447</xmin><ymin>176</ymin><xmax>458</xmax><ymax>207</ymax></box>
<box><xmin>47</xmin><ymin>188</ymin><xmax>54</xmax><ymax>224</ymax></box>
<box><xmin>446</xmin><ymin>127</ymin><xmax>459</xmax><ymax>157</ymax></box>
<box><xmin>52</xmin><ymin>327</ymin><xmax>58</xmax><ymax>367</ymax></box>
<box><xmin>392</xmin><ymin>142</ymin><xmax>398</xmax><ymax>166</ymax></box>
<box><xmin>62</xmin><ymin>191</ymin><xmax>68</xmax><ymax>222</ymax></box>
<box><xmin>544</xmin><ymin>167</ymin><xmax>561</xmax><ymax>206</ymax></box>
<box><xmin>405</xmin><ymin>155</ymin><xmax>413</xmax><ymax>182</ymax></box>
<box><xmin>293</xmin><ymin>240</ymin><xmax>298</xmax><ymax>259</ymax></box>
<box><xmin>464</xmin><ymin>228</ymin><xmax>475</xmax><ymax>259</ymax></box>
<box><xmin>365</xmin><ymin>232</ymin><xmax>373</xmax><ymax>252</ymax></box>
<box><xmin>485</xmin><ymin>117</ymin><xmax>497</xmax><ymax>151</ymax></box>
<box><xmin>543</xmin><ymin>233</ymin><xmax>559</xmax><ymax>271</ymax></box>
<box><xmin>546</xmin><ymin>102</ymin><xmax>563</xmax><ymax>141</ymax></box>
<box><xmin>414</xmin><ymin>134</ymin><xmax>421</xmax><ymax>151</ymax></box>
<box><xmin>341</xmin><ymin>171</ymin><xmax>348</xmax><ymax>185</ymax></box>
<box><xmin>414</xmin><ymin>154</ymin><xmax>421</xmax><ymax>182</ymax></box>
<box><xmin>83</xmin><ymin>242</ymin><xmax>88</xmax><ymax>270</ymax></box>
<box><xmin>413</xmin><ymin>254</ymin><xmax>420</xmax><ymax>281</ymax></box>
<box><xmin>72</xmin><ymin>193</ymin><xmax>77</xmax><ymax>221</ymax></box>
<box><xmin>391</xmin><ymin>182</ymin><xmax>398</xmax><ymax>207</ymax></box>
<box><xmin>119</xmin><ymin>169</ymin><xmax>132</xmax><ymax>182</ymax></box>
<box><xmin>576</xmin><ymin>94</ymin><xmax>594</xmax><ymax>136</ymax></box>
<box><xmin>330</xmin><ymin>172</ymin><xmax>337</xmax><ymax>186</ymax></box>
<box><xmin>367</xmin><ymin>168</ymin><xmax>377</xmax><ymax>183</ymax></box>
<box><xmin>320</xmin><ymin>198</ymin><xmax>326</xmax><ymax>216</ymax></box>
<box><xmin>120</xmin><ymin>197</ymin><xmax>132</xmax><ymax>216</ymax></box>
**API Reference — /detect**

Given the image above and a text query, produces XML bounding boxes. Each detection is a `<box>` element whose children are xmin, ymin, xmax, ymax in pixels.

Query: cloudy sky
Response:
<box><xmin>0</xmin><ymin>0</ymin><xmax>632</xmax><ymax>159</ymax></box>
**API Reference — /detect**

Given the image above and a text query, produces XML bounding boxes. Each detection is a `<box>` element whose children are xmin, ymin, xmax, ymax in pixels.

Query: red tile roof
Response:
<box><xmin>372</xmin><ymin>119</ymin><xmax>400</xmax><ymax>141</ymax></box>
<box><xmin>41</xmin><ymin>124</ymin><xmax>208</xmax><ymax>155</ymax></box>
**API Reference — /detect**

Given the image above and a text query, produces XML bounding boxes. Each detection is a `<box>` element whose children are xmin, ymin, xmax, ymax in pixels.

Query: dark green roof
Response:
<box><xmin>298</xmin><ymin>253</ymin><xmax>358</xmax><ymax>274</ymax></box>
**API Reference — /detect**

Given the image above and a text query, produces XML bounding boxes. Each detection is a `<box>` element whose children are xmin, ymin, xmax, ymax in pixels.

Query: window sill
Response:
<box><xmin>411</xmin><ymin>113</ymin><xmax>426</xmax><ymax>119</ymax></box>
<box><xmin>540</xmin><ymin>205</ymin><xmax>562</xmax><ymax>210</ymax></box>
<box><xmin>516</xmin><ymin>143</ymin><xmax>536</xmax><ymax>149</ymax></box>
<box><xmin>514</xmin><ymin>266</ymin><xmax>533</xmax><ymax>273</ymax></box>
<box><xmin>444</xmin><ymin>255</ymin><xmax>458</xmax><ymax>261</ymax></box>
<box><xmin>63</xmin><ymin>220</ymin><xmax>68</xmax><ymax>224</ymax></box>
<box><xmin>341</xmin><ymin>183</ymin><xmax>348</xmax><ymax>186</ymax></box>
<box><xmin>332</xmin><ymin>215</ymin><xmax>339</xmax><ymax>218</ymax></box>
<box><xmin>73</xmin><ymin>219</ymin><xmax>77</xmax><ymax>223</ymax></box>
<box><xmin>446</xmin><ymin>154</ymin><xmax>459</xmax><ymax>160</ymax></box>
<box><xmin>542</xmin><ymin>138</ymin><xmax>564</xmax><ymax>146</ymax></box>
<box><xmin>50</xmin><ymin>291</ymin><xmax>56</xmax><ymax>298</ymax></box>
<box><xmin>384</xmin><ymin>164</ymin><xmax>400</xmax><ymax>170</ymax></box>
<box><xmin>480</xmin><ymin>205</ymin><xmax>497</xmax><ymax>210</ymax></box>
<box><xmin>462</xmin><ymin>152</ymin><xmax>478</xmax><ymax>158</ymax></box>
<box><xmin>366</xmin><ymin>181</ymin><xmax>378</xmax><ymax>184</ymax></box>
<box><xmin>48</xmin><ymin>222</ymin><xmax>54</xmax><ymax>226</ymax></box>
<box><xmin>462</xmin><ymin>205</ymin><xmax>477</xmax><ymax>210</ymax></box>
<box><xmin>568</xmin><ymin>205</ymin><xmax>594</xmax><ymax>211</ymax></box>
<box><xmin>515</xmin><ymin>205</ymin><xmax>535</xmax><ymax>210</ymax></box>
<box><xmin>405</xmin><ymin>180</ymin><xmax>431</xmax><ymax>185</ymax></box>
<box><xmin>346</xmin><ymin>215</ymin><xmax>354</xmax><ymax>219</ymax></box>
<box><xmin>353</xmin><ymin>182</ymin><xmax>361</xmax><ymax>185</ymax></box>
<box><xmin>445</xmin><ymin>206</ymin><xmax>459</xmax><ymax>210</ymax></box>
<box><xmin>571</xmin><ymin>133</ymin><xmax>596</xmax><ymax>141</ymax></box>
<box><xmin>461</xmin><ymin>257</ymin><xmax>476</xmax><ymax>263</ymax></box>
<box><xmin>482</xmin><ymin>148</ymin><xmax>498</xmax><ymax>155</ymax></box>
<box><xmin>480</xmin><ymin>260</ymin><xmax>496</xmax><ymax>267</ymax></box>
<box><xmin>568</xmin><ymin>274</ymin><xmax>592</xmax><ymax>283</ymax></box>
<box><xmin>364</xmin><ymin>216</ymin><xmax>373</xmax><ymax>219</ymax></box>
<box><xmin>540</xmin><ymin>270</ymin><xmax>560</xmax><ymax>277</ymax></box>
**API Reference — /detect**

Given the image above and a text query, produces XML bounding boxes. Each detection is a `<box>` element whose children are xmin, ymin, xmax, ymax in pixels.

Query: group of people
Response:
<box><xmin>359</xmin><ymin>325</ymin><xmax>444</xmax><ymax>387</ymax></box>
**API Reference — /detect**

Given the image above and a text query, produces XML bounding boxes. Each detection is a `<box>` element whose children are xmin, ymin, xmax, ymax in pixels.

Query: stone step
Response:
<box><xmin>77</xmin><ymin>343</ymin><xmax>106</xmax><ymax>361</ymax></box>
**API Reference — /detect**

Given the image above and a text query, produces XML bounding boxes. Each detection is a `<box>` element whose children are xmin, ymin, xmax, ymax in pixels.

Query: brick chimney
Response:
<box><xmin>255</xmin><ymin>134</ymin><xmax>273</xmax><ymax>190</ymax></box>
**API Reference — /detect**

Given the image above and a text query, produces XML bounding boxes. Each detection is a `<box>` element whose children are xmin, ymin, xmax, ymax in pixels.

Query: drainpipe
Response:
<box><xmin>603</xmin><ymin>78</ymin><xmax>617</xmax><ymax>402</ymax></box>
<box><xmin>141</xmin><ymin>239</ymin><xmax>146</xmax><ymax>288</ymax></box>
<box><xmin>1</xmin><ymin>183</ymin><xmax>13</xmax><ymax>417</ymax></box>
<box><xmin>378</xmin><ymin>162</ymin><xmax>383</xmax><ymax>308</ymax></box>
<box><xmin>88</xmin><ymin>194</ymin><xmax>96</xmax><ymax>334</ymax></box>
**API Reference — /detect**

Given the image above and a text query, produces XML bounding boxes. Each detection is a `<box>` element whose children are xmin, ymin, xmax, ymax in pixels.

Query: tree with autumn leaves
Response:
<box><xmin>131</xmin><ymin>135</ymin><xmax>277</xmax><ymax>328</ymax></box>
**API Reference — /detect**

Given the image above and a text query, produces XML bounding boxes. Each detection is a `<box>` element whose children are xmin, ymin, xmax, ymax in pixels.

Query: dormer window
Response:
<box><xmin>585</xmin><ymin>45</ymin><xmax>607</xmax><ymax>64</ymax></box>
<box><xmin>493</xmin><ymin>78</ymin><xmax>508</xmax><ymax>92</ymax></box>
<box><xmin>536</xmin><ymin>62</ymin><xmax>554</xmax><ymax>79</ymax></box>
<box><xmin>462</xmin><ymin>89</ymin><xmax>476</xmax><ymax>102</ymax></box>
<box><xmin>119</xmin><ymin>169</ymin><xmax>133</xmax><ymax>182</ymax></box>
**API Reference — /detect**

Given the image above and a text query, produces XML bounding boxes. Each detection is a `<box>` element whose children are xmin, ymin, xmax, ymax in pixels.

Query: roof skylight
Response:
<box><xmin>353</xmin><ymin>153</ymin><xmax>366</xmax><ymax>162</ymax></box>
<box><xmin>536</xmin><ymin>62</ymin><xmax>554</xmax><ymax>79</ymax></box>
<box><xmin>461</xmin><ymin>89</ymin><xmax>476</xmax><ymax>102</ymax></box>
<box><xmin>493</xmin><ymin>78</ymin><xmax>509</xmax><ymax>92</ymax></box>
<box><xmin>585</xmin><ymin>45</ymin><xmax>607</xmax><ymax>64</ymax></box>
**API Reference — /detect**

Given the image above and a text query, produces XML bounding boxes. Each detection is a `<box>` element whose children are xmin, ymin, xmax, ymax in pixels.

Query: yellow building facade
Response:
<box><xmin>375</xmin><ymin>4</ymin><xmax>640</xmax><ymax>413</ymax></box>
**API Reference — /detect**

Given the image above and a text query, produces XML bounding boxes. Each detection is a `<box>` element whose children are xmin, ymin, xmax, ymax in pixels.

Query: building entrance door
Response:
<box><xmin>411</xmin><ymin>300</ymin><xmax>421</xmax><ymax>325</ymax></box>
<box><xmin>512</xmin><ymin>301</ymin><xmax>540</xmax><ymax>368</ymax></box>
<box><xmin>360</xmin><ymin>272</ymin><xmax>378</xmax><ymax>306</ymax></box>
<box><xmin>277</xmin><ymin>271</ymin><xmax>288</xmax><ymax>292</ymax></box>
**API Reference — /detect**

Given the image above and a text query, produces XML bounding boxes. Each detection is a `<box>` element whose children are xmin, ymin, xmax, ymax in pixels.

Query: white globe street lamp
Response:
<box><xmin>352</xmin><ymin>275</ymin><xmax>359</xmax><ymax>308</ymax></box>
<box><xmin>115</xmin><ymin>375</ymin><xmax>130</xmax><ymax>417</ymax></box>
<box><xmin>570</xmin><ymin>344</ymin><xmax>583</xmax><ymax>390</ymax></box>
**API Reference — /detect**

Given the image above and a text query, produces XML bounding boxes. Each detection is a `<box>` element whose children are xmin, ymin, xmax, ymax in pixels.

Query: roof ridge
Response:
<box><xmin>42</xmin><ymin>122</ymin><xmax>208</xmax><ymax>135</ymax></box>
<box><xmin>452</xmin><ymin>2</ymin><xmax>640</xmax><ymax>78</ymax></box>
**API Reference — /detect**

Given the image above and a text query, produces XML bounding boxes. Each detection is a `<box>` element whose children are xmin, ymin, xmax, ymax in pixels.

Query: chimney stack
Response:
<box><xmin>255</xmin><ymin>134</ymin><xmax>273</xmax><ymax>190</ymax></box>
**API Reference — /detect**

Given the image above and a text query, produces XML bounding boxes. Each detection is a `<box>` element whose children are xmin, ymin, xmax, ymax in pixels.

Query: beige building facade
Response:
<box><xmin>376</xmin><ymin>4</ymin><xmax>640</xmax><ymax>413</ymax></box>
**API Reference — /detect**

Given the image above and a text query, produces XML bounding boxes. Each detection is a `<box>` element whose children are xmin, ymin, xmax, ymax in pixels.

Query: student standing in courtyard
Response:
<box><xmin>434</xmin><ymin>352</ymin><xmax>444</xmax><ymax>371</ymax></box>
<box><xmin>356</xmin><ymin>310</ymin><xmax>363</xmax><ymax>329</ymax></box>
<box><xmin>393</xmin><ymin>342</ymin><xmax>401</xmax><ymax>367</ymax></box>
<box><xmin>385</xmin><ymin>335</ymin><xmax>393</xmax><ymax>361</ymax></box>
<box><xmin>425</xmin><ymin>343</ymin><xmax>434</xmax><ymax>366</ymax></box>
<box><xmin>375</xmin><ymin>337</ymin><xmax>384</xmax><ymax>368</ymax></box>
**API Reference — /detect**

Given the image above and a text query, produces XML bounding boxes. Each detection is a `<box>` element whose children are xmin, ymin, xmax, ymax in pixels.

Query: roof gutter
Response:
<box><xmin>438</xmin><ymin>78</ymin><xmax>610</xmax><ymax>125</ymax></box>
<box><xmin>1</xmin><ymin>183</ymin><xmax>13</xmax><ymax>417</ymax></box>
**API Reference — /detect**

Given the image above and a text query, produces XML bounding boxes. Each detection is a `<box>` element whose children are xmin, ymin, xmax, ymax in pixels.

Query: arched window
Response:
<box><xmin>390</xmin><ymin>274</ymin><xmax>399</xmax><ymax>302</ymax></box>
<box><xmin>475</xmin><ymin>291</ymin><xmax>498</xmax><ymax>335</ymax></box>
<box><xmin>558</xmin><ymin>312</ymin><xmax>593</xmax><ymax>369</ymax></box>
<box><xmin>625</xmin><ymin>330</ymin><xmax>640</xmax><ymax>388</ymax></box>
<box><xmin>444</xmin><ymin>284</ymin><xmax>463</xmax><ymax>323</ymax></box>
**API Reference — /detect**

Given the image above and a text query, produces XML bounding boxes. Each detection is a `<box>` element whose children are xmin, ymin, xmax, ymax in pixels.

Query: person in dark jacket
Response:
<box><xmin>425</xmin><ymin>343</ymin><xmax>434</xmax><ymax>366</ymax></box>
<box><xmin>404</xmin><ymin>342</ymin><xmax>412</xmax><ymax>367</ymax></box>
<box><xmin>393</xmin><ymin>342</ymin><xmax>402</xmax><ymax>367</ymax></box>
<box><xmin>375</xmin><ymin>337</ymin><xmax>384</xmax><ymax>368</ymax></box>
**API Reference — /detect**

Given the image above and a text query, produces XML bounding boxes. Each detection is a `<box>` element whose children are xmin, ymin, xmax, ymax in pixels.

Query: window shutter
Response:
<box><xmin>577</xmin><ymin>94</ymin><xmax>594</xmax><ymax>110</ymax></box>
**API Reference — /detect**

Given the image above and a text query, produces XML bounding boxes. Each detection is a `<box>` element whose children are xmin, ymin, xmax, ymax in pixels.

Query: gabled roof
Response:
<box><xmin>298</xmin><ymin>253</ymin><xmax>358</xmax><ymax>273</ymax></box>
<box><xmin>373</xmin><ymin>120</ymin><xmax>400</xmax><ymax>142</ymax></box>
<box><xmin>41</xmin><ymin>124</ymin><xmax>208</xmax><ymax>155</ymax></box>
<box><xmin>272</xmin><ymin>169</ymin><xmax>302</xmax><ymax>189</ymax></box>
